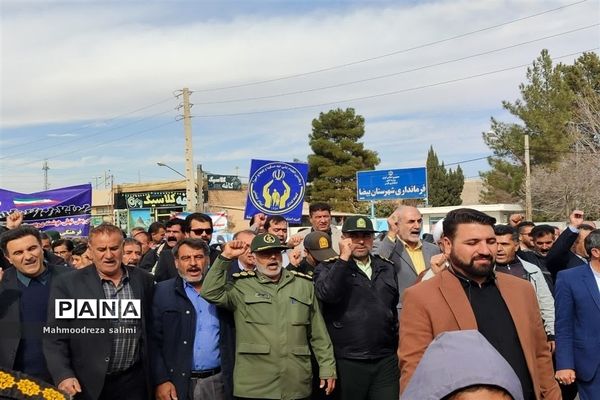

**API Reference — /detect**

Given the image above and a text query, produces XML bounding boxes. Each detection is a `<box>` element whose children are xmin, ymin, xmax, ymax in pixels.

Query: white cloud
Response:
<box><xmin>47</xmin><ymin>133</ymin><xmax>78</xmax><ymax>137</ymax></box>
<box><xmin>1</xmin><ymin>0</ymin><xmax>597</xmax><ymax>192</ymax></box>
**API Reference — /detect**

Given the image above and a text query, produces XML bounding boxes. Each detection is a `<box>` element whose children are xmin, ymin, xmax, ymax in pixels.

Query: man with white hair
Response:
<box><xmin>376</xmin><ymin>206</ymin><xmax>440</xmax><ymax>308</ymax></box>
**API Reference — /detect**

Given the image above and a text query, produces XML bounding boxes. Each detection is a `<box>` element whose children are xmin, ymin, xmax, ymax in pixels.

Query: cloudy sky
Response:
<box><xmin>1</xmin><ymin>0</ymin><xmax>598</xmax><ymax>193</ymax></box>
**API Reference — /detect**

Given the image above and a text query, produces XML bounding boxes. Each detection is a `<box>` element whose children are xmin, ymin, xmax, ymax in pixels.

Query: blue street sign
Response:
<box><xmin>356</xmin><ymin>168</ymin><xmax>427</xmax><ymax>201</ymax></box>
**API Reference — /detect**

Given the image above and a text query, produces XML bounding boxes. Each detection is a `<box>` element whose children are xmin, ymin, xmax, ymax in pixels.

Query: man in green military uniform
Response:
<box><xmin>201</xmin><ymin>233</ymin><xmax>337</xmax><ymax>400</ymax></box>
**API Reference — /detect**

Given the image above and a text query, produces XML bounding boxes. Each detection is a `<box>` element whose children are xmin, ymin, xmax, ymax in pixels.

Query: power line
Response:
<box><xmin>190</xmin><ymin>0</ymin><xmax>589</xmax><ymax>93</ymax></box>
<box><xmin>191</xmin><ymin>48</ymin><xmax>598</xmax><ymax>118</ymax></box>
<box><xmin>446</xmin><ymin>156</ymin><xmax>491</xmax><ymax>166</ymax></box>
<box><xmin>192</xmin><ymin>24</ymin><xmax>598</xmax><ymax>105</ymax></box>
<box><xmin>9</xmin><ymin>119</ymin><xmax>179</xmax><ymax>168</ymax></box>
<box><xmin>2</xmin><ymin>96</ymin><xmax>175</xmax><ymax>151</ymax></box>
<box><xmin>529</xmin><ymin>146</ymin><xmax>598</xmax><ymax>154</ymax></box>
<box><xmin>0</xmin><ymin>108</ymin><xmax>176</xmax><ymax>160</ymax></box>
<box><xmin>445</xmin><ymin>147</ymin><xmax>599</xmax><ymax>168</ymax></box>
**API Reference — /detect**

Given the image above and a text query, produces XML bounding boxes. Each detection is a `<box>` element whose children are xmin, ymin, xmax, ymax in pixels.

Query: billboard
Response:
<box><xmin>357</xmin><ymin>168</ymin><xmax>427</xmax><ymax>201</ymax></box>
<box><xmin>244</xmin><ymin>159</ymin><xmax>308</xmax><ymax>224</ymax></box>
<box><xmin>0</xmin><ymin>184</ymin><xmax>92</xmax><ymax>236</ymax></box>
<box><xmin>114</xmin><ymin>190</ymin><xmax>187</xmax><ymax>209</ymax></box>
<box><xmin>207</xmin><ymin>174</ymin><xmax>242</xmax><ymax>190</ymax></box>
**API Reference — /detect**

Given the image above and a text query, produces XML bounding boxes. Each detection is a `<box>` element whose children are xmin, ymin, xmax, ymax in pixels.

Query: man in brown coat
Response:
<box><xmin>399</xmin><ymin>208</ymin><xmax>560</xmax><ymax>400</ymax></box>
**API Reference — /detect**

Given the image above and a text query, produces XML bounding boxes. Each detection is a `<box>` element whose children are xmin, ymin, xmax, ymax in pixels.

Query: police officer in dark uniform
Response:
<box><xmin>287</xmin><ymin>231</ymin><xmax>339</xmax><ymax>277</ymax></box>
<box><xmin>314</xmin><ymin>216</ymin><xmax>399</xmax><ymax>400</ymax></box>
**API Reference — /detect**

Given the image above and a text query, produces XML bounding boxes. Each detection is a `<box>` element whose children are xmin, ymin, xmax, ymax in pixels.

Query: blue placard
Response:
<box><xmin>244</xmin><ymin>159</ymin><xmax>308</xmax><ymax>223</ymax></box>
<box><xmin>356</xmin><ymin>168</ymin><xmax>427</xmax><ymax>201</ymax></box>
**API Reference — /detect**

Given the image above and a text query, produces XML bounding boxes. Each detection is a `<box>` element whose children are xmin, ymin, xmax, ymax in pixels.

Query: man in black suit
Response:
<box><xmin>185</xmin><ymin>213</ymin><xmax>221</xmax><ymax>263</ymax></box>
<box><xmin>43</xmin><ymin>223</ymin><xmax>154</xmax><ymax>400</ymax></box>
<box><xmin>226</xmin><ymin>230</ymin><xmax>256</xmax><ymax>281</ymax></box>
<box><xmin>547</xmin><ymin>210</ymin><xmax>595</xmax><ymax>281</ymax></box>
<box><xmin>141</xmin><ymin>218</ymin><xmax>186</xmax><ymax>279</ymax></box>
<box><xmin>0</xmin><ymin>226</ymin><xmax>70</xmax><ymax>383</ymax></box>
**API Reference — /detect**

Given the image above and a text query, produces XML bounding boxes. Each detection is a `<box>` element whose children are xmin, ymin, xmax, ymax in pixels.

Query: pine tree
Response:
<box><xmin>426</xmin><ymin>146</ymin><xmax>464</xmax><ymax>206</ymax></box>
<box><xmin>307</xmin><ymin>108</ymin><xmax>380</xmax><ymax>212</ymax></box>
<box><xmin>481</xmin><ymin>50</ymin><xmax>599</xmax><ymax>203</ymax></box>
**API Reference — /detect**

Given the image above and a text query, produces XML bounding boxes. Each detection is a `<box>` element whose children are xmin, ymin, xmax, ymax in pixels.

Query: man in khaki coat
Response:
<box><xmin>201</xmin><ymin>233</ymin><xmax>336</xmax><ymax>400</ymax></box>
<box><xmin>399</xmin><ymin>208</ymin><xmax>560</xmax><ymax>400</ymax></box>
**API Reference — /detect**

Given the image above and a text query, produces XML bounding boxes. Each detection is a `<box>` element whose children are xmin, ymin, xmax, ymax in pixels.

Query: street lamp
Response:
<box><xmin>157</xmin><ymin>162</ymin><xmax>186</xmax><ymax>179</ymax></box>
<box><xmin>156</xmin><ymin>162</ymin><xmax>204</xmax><ymax>212</ymax></box>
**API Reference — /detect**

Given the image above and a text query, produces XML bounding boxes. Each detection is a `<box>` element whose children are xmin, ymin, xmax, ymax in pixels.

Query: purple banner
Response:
<box><xmin>0</xmin><ymin>184</ymin><xmax>92</xmax><ymax>237</ymax></box>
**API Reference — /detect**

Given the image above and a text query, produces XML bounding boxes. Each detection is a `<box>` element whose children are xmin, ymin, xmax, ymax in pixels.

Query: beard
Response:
<box><xmin>178</xmin><ymin>270</ymin><xmax>204</xmax><ymax>285</ymax></box>
<box><xmin>448</xmin><ymin>250</ymin><xmax>494</xmax><ymax>279</ymax></box>
<box><xmin>255</xmin><ymin>261</ymin><xmax>282</xmax><ymax>280</ymax></box>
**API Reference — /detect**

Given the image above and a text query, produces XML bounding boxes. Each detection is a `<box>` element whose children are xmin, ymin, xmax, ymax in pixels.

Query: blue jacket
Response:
<box><xmin>151</xmin><ymin>276</ymin><xmax>234</xmax><ymax>400</ymax></box>
<box><xmin>555</xmin><ymin>264</ymin><xmax>600</xmax><ymax>382</ymax></box>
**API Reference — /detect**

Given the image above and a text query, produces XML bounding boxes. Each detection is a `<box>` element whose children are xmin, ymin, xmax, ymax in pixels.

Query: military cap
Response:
<box><xmin>303</xmin><ymin>231</ymin><xmax>338</xmax><ymax>262</ymax></box>
<box><xmin>251</xmin><ymin>233</ymin><xmax>289</xmax><ymax>253</ymax></box>
<box><xmin>342</xmin><ymin>215</ymin><xmax>377</xmax><ymax>233</ymax></box>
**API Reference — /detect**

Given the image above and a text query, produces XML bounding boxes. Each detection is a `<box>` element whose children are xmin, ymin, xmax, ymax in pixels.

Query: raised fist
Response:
<box><xmin>222</xmin><ymin>240</ymin><xmax>249</xmax><ymax>259</ymax></box>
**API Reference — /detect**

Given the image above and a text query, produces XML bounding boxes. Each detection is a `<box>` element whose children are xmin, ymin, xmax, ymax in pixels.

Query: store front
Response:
<box><xmin>113</xmin><ymin>189</ymin><xmax>187</xmax><ymax>233</ymax></box>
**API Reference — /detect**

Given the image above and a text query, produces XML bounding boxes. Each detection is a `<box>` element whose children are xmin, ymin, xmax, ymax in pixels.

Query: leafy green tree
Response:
<box><xmin>480</xmin><ymin>49</ymin><xmax>586</xmax><ymax>203</ymax></box>
<box><xmin>307</xmin><ymin>108</ymin><xmax>380</xmax><ymax>212</ymax></box>
<box><xmin>426</xmin><ymin>146</ymin><xmax>464</xmax><ymax>206</ymax></box>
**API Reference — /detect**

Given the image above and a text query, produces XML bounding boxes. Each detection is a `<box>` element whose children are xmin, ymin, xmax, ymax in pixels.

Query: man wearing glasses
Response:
<box><xmin>185</xmin><ymin>213</ymin><xmax>221</xmax><ymax>264</ymax></box>
<box><xmin>155</xmin><ymin>214</ymin><xmax>222</xmax><ymax>282</ymax></box>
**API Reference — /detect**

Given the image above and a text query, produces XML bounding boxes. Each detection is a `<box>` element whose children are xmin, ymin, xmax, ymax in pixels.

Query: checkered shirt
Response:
<box><xmin>100</xmin><ymin>267</ymin><xmax>141</xmax><ymax>374</ymax></box>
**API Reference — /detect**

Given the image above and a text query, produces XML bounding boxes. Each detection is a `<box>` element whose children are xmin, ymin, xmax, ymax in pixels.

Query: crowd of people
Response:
<box><xmin>0</xmin><ymin>203</ymin><xmax>599</xmax><ymax>400</ymax></box>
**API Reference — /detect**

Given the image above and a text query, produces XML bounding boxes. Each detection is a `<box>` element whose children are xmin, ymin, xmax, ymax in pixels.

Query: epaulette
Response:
<box><xmin>373</xmin><ymin>254</ymin><xmax>394</xmax><ymax>265</ymax></box>
<box><xmin>322</xmin><ymin>256</ymin><xmax>339</xmax><ymax>263</ymax></box>
<box><xmin>289</xmin><ymin>270</ymin><xmax>313</xmax><ymax>281</ymax></box>
<box><xmin>233</xmin><ymin>270</ymin><xmax>256</xmax><ymax>279</ymax></box>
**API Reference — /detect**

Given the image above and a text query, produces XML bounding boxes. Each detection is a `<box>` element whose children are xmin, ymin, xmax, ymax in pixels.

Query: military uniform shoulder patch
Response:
<box><xmin>374</xmin><ymin>254</ymin><xmax>394</xmax><ymax>265</ymax></box>
<box><xmin>233</xmin><ymin>270</ymin><xmax>255</xmax><ymax>279</ymax></box>
<box><xmin>293</xmin><ymin>271</ymin><xmax>313</xmax><ymax>281</ymax></box>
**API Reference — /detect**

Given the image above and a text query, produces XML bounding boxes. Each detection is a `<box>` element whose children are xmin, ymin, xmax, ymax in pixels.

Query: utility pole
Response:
<box><xmin>42</xmin><ymin>160</ymin><xmax>50</xmax><ymax>190</ymax></box>
<box><xmin>524</xmin><ymin>134</ymin><xmax>532</xmax><ymax>220</ymax></box>
<box><xmin>182</xmin><ymin>87</ymin><xmax>196</xmax><ymax>211</ymax></box>
<box><xmin>196</xmin><ymin>164</ymin><xmax>204</xmax><ymax>212</ymax></box>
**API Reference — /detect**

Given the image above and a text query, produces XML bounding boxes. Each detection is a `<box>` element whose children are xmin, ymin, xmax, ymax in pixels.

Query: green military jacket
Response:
<box><xmin>201</xmin><ymin>256</ymin><xmax>336</xmax><ymax>400</ymax></box>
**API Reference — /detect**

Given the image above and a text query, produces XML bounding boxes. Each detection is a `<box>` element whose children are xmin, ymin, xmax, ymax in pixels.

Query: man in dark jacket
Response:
<box><xmin>315</xmin><ymin>216</ymin><xmax>399</xmax><ymax>400</ymax></box>
<box><xmin>546</xmin><ymin>210</ymin><xmax>595</xmax><ymax>281</ymax></box>
<box><xmin>288</xmin><ymin>231</ymin><xmax>338</xmax><ymax>276</ymax></box>
<box><xmin>0</xmin><ymin>226</ymin><xmax>70</xmax><ymax>383</ymax></box>
<box><xmin>152</xmin><ymin>238</ymin><xmax>234</xmax><ymax>400</ymax></box>
<box><xmin>43</xmin><ymin>223</ymin><xmax>155</xmax><ymax>400</ymax></box>
<box><xmin>143</xmin><ymin>219</ymin><xmax>185</xmax><ymax>279</ymax></box>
